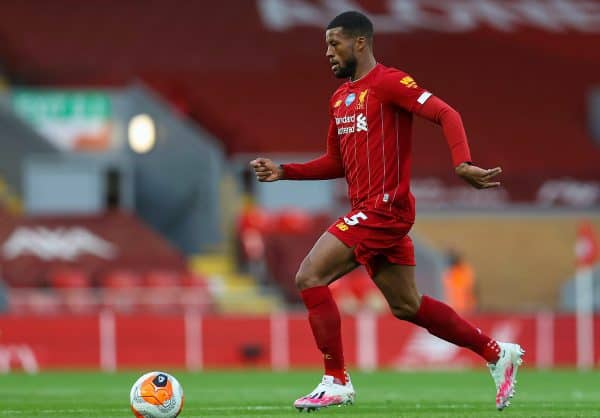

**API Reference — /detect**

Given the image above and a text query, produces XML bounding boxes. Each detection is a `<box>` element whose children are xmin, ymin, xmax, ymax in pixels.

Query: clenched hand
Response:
<box><xmin>249</xmin><ymin>158</ymin><xmax>284</xmax><ymax>182</ymax></box>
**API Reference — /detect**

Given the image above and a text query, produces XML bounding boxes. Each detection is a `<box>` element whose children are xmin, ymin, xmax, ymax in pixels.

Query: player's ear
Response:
<box><xmin>355</xmin><ymin>36</ymin><xmax>368</xmax><ymax>52</ymax></box>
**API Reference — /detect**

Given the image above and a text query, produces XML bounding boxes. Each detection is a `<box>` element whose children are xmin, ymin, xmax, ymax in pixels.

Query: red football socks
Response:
<box><xmin>300</xmin><ymin>286</ymin><xmax>347</xmax><ymax>384</ymax></box>
<box><xmin>411</xmin><ymin>295</ymin><xmax>501</xmax><ymax>364</ymax></box>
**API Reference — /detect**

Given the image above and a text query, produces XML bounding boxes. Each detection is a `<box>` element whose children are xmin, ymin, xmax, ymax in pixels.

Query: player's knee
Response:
<box><xmin>295</xmin><ymin>271</ymin><xmax>323</xmax><ymax>291</ymax></box>
<box><xmin>390</xmin><ymin>300</ymin><xmax>419</xmax><ymax>320</ymax></box>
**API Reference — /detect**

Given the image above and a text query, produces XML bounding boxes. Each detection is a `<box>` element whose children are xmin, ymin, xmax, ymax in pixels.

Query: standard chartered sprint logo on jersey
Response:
<box><xmin>335</xmin><ymin>113</ymin><xmax>368</xmax><ymax>135</ymax></box>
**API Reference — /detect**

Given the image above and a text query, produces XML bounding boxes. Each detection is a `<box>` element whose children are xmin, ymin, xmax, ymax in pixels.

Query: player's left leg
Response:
<box><xmin>370</xmin><ymin>260</ymin><xmax>524</xmax><ymax>410</ymax></box>
<box><xmin>371</xmin><ymin>262</ymin><xmax>500</xmax><ymax>361</ymax></box>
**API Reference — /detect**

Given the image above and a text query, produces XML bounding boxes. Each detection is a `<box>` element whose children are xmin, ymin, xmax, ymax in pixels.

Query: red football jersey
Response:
<box><xmin>283</xmin><ymin>63</ymin><xmax>471</xmax><ymax>222</ymax></box>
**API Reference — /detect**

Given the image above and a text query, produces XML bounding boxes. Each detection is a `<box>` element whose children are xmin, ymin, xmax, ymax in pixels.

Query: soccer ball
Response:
<box><xmin>130</xmin><ymin>371</ymin><xmax>184</xmax><ymax>418</ymax></box>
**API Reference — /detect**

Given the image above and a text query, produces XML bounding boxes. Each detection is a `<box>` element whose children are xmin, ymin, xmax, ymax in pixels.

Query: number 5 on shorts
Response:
<box><xmin>343</xmin><ymin>211</ymin><xmax>368</xmax><ymax>226</ymax></box>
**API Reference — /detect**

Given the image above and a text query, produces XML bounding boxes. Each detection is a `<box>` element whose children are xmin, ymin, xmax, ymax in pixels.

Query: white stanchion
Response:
<box><xmin>535</xmin><ymin>310</ymin><xmax>554</xmax><ymax>369</ymax></box>
<box><xmin>270</xmin><ymin>311</ymin><xmax>289</xmax><ymax>370</ymax></box>
<box><xmin>99</xmin><ymin>310</ymin><xmax>116</xmax><ymax>372</ymax></box>
<box><xmin>356</xmin><ymin>311</ymin><xmax>377</xmax><ymax>371</ymax></box>
<box><xmin>575</xmin><ymin>266</ymin><xmax>594</xmax><ymax>370</ymax></box>
<box><xmin>184</xmin><ymin>309</ymin><xmax>203</xmax><ymax>371</ymax></box>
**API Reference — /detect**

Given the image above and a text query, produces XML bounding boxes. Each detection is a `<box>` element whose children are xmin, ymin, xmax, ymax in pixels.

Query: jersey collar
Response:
<box><xmin>348</xmin><ymin>63</ymin><xmax>381</xmax><ymax>89</ymax></box>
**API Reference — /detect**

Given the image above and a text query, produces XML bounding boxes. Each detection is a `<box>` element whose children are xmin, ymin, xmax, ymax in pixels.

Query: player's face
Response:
<box><xmin>325</xmin><ymin>28</ymin><xmax>358</xmax><ymax>79</ymax></box>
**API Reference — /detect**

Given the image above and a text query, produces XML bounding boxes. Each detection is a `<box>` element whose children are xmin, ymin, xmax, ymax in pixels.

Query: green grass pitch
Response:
<box><xmin>0</xmin><ymin>369</ymin><xmax>598</xmax><ymax>417</ymax></box>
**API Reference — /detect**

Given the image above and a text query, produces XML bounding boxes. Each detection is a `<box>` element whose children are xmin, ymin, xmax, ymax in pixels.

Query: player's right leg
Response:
<box><xmin>293</xmin><ymin>231</ymin><xmax>358</xmax><ymax>412</ymax></box>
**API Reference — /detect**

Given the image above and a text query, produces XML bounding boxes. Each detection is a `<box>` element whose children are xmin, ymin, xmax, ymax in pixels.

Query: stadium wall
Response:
<box><xmin>0</xmin><ymin>313</ymin><xmax>597</xmax><ymax>372</ymax></box>
<box><xmin>412</xmin><ymin>214</ymin><xmax>600</xmax><ymax>311</ymax></box>
<box><xmin>0</xmin><ymin>101</ymin><xmax>57</xmax><ymax>195</ymax></box>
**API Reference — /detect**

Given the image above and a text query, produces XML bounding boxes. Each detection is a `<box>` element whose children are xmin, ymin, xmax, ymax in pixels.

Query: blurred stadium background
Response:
<box><xmin>0</xmin><ymin>0</ymin><xmax>599</xmax><ymax>377</ymax></box>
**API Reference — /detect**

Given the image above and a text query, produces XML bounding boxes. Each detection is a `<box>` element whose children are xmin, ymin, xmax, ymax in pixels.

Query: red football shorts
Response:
<box><xmin>327</xmin><ymin>209</ymin><xmax>415</xmax><ymax>277</ymax></box>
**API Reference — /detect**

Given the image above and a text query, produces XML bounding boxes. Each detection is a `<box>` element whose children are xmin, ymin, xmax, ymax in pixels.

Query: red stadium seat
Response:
<box><xmin>8</xmin><ymin>289</ymin><xmax>61</xmax><ymax>315</ymax></box>
<box><xmin>143</xmin><ymin>270</ymin><xmax>180</xmax><ymax>288</ymax></box>
<box><xmin>275</xmin><ymin>209</ymin><xmax>313</xmax><ymax>234</ymax></box>
<box><xmin>180</xmin><ymin>272</ymin><xmax>208</xmax><ymax>289</ymax></box>
<box><xmin>141</xmin><ymin>270</ymin><xmax>182</xmax><ymax>313</ymax></box>
<box><xmin>62</xmin><ymin>289</ymin><xmax>97</xmax><ymax>314</ymax></box>
<box><xmin>47</xmin><ymin>268</ymin><xmax>96</xmax><ymax>313</ymax></box>
<box><xmin>180</xmin><ymin>272</ymin><xmax>213</xmax><ymax>313</ymax></box>
<box><xmin>100</xmin><ymin>270</ymin><xmax>142</xmax><ymax>313</ymax></box>
<box><xmin>100</xmin><ymin>269</ymin><xmax>142</xmax><ymax>289</ymax></box>
<box><xmin>48</xmin><ymin>268</ymin><xmax>91</xmax><ymax>289</ymax></box>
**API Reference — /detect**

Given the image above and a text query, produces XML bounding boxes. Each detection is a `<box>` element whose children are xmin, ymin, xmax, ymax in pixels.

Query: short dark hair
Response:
<box><xmin>326</xmin><ymin>11</ymin><xmax>373</xmax><ymax>39</ymax></box>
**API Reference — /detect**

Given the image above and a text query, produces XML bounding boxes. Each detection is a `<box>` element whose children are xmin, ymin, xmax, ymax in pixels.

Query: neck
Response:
<box><xmin>351</xmin><ymin>55</ymin><xmax>377</xmax><ymax>81</ymax></box>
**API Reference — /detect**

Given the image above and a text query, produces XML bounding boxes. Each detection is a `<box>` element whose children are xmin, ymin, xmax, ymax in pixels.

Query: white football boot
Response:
<box><xmin>488</xmin><ymin>342</ymin><xmax>525</xmax><ymax>410</ymax></box>
<box><xmin>293</xmin><ymin>374</ymin><xmax>355</xmax><ymax>412</ymax></box>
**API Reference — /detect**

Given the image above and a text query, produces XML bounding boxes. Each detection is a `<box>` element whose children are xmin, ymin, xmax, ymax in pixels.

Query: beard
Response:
<box><xmin>334</xmin><ymin>55</ymin><xmax>357</xmax><ymax>79</ymax></box>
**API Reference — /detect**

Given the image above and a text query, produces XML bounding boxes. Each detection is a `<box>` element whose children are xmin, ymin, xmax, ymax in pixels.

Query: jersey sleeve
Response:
<box><xmin>375</xmin><ymin>70</ymin><xmax>472</xmax><ymax>167</ymax></box>
<box><xmin>416</xmin><ymin>96</ymin><xmax>472</xmax><ymax>166</ymax></box>
<box><xmin>281</xmin><ymin>112</ymin><xmax>345</xmax><ymax>180</ymax></box>
<box><xmin>373</xmin><ymin>71</ymin><xmax>433</xmax><ymax>113</ymax></box>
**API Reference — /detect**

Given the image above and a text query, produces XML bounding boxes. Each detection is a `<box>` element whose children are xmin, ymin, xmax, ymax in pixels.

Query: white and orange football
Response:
<box><xmin>130</xmin><ymin>371</ymin><xmax>184</xmax><ymax>418</ymax></box>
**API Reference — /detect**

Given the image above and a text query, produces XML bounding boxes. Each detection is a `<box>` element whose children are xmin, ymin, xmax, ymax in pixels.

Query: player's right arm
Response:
<box><xmin>250</xmin><ymin>157</ymin><xmax>284</xmax><ymax>182</ymax></box>
<box><xmin>250</xmin><ymin>116</ymin><xmax>345</xmax><ymax>182</ymax></box>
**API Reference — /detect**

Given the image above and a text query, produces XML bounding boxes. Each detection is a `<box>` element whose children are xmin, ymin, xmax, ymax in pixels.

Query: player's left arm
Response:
<box><xmin>418</xmin><ymin>96</ymin><xmax>502</xmax><ymax>189</ymax></box>
<box><xmin>376</xmin><ymin>73</ymin><xmax>502</xmax><ymax>189</ymax></box>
